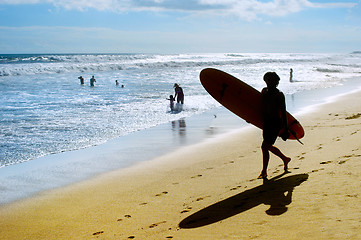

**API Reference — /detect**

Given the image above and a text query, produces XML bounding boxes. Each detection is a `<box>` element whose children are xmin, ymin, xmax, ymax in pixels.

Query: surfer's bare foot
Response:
<box><xmin>258</xmin><ymin>172</ymin><xmax>267</xmax><ymax>179</ymax></box>
<box><xmin>283</xmin><ymin>157</ymin><xmax>291</xmax><ymax>171</ymax></box>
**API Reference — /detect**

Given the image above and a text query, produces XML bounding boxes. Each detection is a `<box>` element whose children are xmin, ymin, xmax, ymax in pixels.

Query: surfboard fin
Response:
<box><xmin>289</xmin><ymin>129</ymin><xmax>304</xmax><ymax>145</ymax></box>
<box><xmin>287</xmin><ymin>120</ymin><xmax>304</xmax><ymax>145</ymax></box>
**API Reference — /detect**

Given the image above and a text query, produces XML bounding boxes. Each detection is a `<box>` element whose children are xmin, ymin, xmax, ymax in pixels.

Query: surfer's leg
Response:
<box><xmin>268</xmin><ymin>145</ymin><xmax>291</xmax><ymax>170</ymax></box>
<box><xmin>260</xmin><ymin>141</ymin><xmax>270</xmax><ymax>178</ymax></box>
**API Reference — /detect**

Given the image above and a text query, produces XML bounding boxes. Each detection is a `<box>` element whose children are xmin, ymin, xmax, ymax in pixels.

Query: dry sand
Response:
<box><xmin>0</xmin><ymin>90</ymin><xmax>360</xmax><ymax>240</ymax></box>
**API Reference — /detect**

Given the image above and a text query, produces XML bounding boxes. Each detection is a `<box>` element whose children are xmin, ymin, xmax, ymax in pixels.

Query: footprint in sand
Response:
<box><xmin>345</xmin><ymin>113</ymin><xmax>361</xmax><ymax>120</ymax></box>
<box><xmin>196</xmin><ymin>196</ymin><xmax>210</xmax><ymax>201</ymax></box>
<box><xmin>338</xmin><ymin>154</ymin><xmax>361</xmax><ymax>164</ymax></box>
<box><xmin>230</xmin><ymin>185</ymin><xmax>243</xmax><ymax>191</ymax></box>
<box><xmin>118</xmin><ymin>214</ymin><xmax>132</xmax><ymax>221</ymax></box>
<box><xmin>346</xmin><ymin>194</ymin><xmax>358</xmax><ymax>198</ymax></box>
<box><xmin>334</xmin><ymin>137</ymin><xmax>341</xmax><ymax>142</ymax></box>
<box><xmin>311</xmin><ymin>168</ymin><xmax>325</xmax><ymax>173</ymax></box>
<box><xmin>92</xmin><ymin>231</ymin><xmax>104</xmax><ymax>236</ymax></box>
<box><xmin>296</xmin><ymin>152</ymin><xmax>306</xmax><ymax>160</ymax></box>
<box><xmin>155</xmin><ymin>191</ymin><xmax>168</xmax><ymax>196</ymax></box>
<box><xmin>191</xmin><ymin>174</ymin><xmax>202</xmax><ymax>179</ymax></box>
<box><xmin>149</xmin><ymin>221</ymin><xmax>167</xmax><ymax>228</ymax></box>
<box><xmin>181</xmin><ymin>207</ymin><xmax>192</xmax><ymax>213</ymax></box>
<box><xmin>320</xmin><ymin>161</ymin><xmax>332</xmax><ymax>165</ymax></box>
<box><xmin>351</xmin><ymin>131</ymin><xmax>358</xmax><ymax>135</ymax></box>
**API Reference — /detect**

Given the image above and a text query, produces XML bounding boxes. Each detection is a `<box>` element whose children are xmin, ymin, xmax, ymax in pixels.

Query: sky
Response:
<box><xmin>0</xmin><ymin>0</ymin><xmax>360</xmax><ymax>54</ymax></box>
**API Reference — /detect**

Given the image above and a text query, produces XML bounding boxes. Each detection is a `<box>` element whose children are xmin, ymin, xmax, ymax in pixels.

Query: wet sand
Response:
<box><xmin>0</xmin><ymin>90</ymin><xmax>360</xmax><ymax>239</ymax></box>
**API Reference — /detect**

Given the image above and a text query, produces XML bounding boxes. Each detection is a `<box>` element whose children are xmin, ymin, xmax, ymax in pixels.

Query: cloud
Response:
<box><xmin>49</xmin><ymin>0</ymin><xmax>224</xmax><ymax>12</ymax></box>
<box><xmin>0</xmin><ymin>0</ymin><xmax>357</xmax><ymax>19</ymax></box>
<box><xmin>199</xmin><ymin>0</ymin><xmax>358</xmax><ymax>20</ymax></box>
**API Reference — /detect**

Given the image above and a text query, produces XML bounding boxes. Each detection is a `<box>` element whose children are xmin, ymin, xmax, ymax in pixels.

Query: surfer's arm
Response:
<box><xmin>260</xmin><ymin>88</ymin><xmax>267</xmax><ymax>118</ymax></box>
<box><xmin>279</xmin><ymin>92</ymin><xmax>288</xmax><ymax>128</ymax></box>
<box><xmin>279</xmin><ymin>92</ymin><xmax>290</xmax><ymax>141</ymax></box>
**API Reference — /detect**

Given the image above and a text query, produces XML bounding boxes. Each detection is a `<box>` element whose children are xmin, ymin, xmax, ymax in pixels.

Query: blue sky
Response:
<box><xmin>0</xmin><ymin>0</ymin><xmax>360</xmax><ymax>53</ymax></box>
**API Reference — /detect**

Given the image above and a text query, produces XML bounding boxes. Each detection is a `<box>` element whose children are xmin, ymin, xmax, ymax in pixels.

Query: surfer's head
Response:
<box><xmin>263</xmin><ymin>72</ymin><xmax>280</xmax><ymax>88</ymax></box>
<box><xmin>174</xmin><ymin>83</ymin><xmax>179</xmax><ymax>88</ymax></box>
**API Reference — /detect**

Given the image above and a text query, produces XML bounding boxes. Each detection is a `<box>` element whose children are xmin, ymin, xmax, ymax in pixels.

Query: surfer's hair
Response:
<box><xmin>263</xmin><ymin>72</ymin><xmax>280</xmax><ymax>88</ymax></box>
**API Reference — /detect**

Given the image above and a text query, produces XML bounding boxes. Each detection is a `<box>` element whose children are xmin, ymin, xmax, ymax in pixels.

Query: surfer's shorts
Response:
<box><xmin>263</xmin><ymin>119</ymin><xmax>282</xmax><ymax>145</ymax></box>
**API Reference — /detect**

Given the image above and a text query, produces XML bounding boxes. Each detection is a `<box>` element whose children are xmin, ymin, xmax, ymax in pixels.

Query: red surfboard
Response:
<box><xmin>200</xmin><ymin>68</ymin><xmax>304</xmax><ymax>143</ymax></box>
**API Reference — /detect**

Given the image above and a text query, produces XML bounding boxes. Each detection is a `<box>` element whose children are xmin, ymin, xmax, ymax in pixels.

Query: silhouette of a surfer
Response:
<box><xmin>259</xmin><ymin>72</ymin><xmax>291</xmax><ymax>179</ymax></box>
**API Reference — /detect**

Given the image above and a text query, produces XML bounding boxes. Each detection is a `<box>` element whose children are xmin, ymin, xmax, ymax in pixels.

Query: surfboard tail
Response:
<box><xmin>280</xmin><ymin>120</ymin><xmax>304</xmax><ymax>145</ymax></box>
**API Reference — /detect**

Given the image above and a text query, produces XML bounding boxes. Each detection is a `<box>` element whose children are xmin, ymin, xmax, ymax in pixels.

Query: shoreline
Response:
<box><xmin>0</xmin><ymin>77</ymin><xmax>360</xmax><ymax>205</ymax></box>
<box><xmin>0</xmin><ymin>105</ymin><xmax>245</xmax><ymax>205</ymax></box>
<box><xmin>0</xmin><ymin>87</ymin><xmax>360</xmax><ymax>238</ymax></box>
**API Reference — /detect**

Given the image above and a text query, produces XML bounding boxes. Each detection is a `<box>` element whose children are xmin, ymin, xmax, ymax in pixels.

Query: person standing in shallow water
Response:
<box><xmin>259</xmin><ymin>72</ymin><xmax>291</xmax><ymax>179</ymax></box>
<box><xmin>174</xmin><ymin>83</ymin><xmax>184</xmax><ymax>104</ymax></box>
<box><xmin>289</xmin><ymin>68</ymin><xmax>293</xmax><ymax>82</ymax></box>
<box><xmin>90</xmin><ymin>76</ymin><xmax>96</xmax><ymax>87</ymax></box>
<box><xmin>167</xmin><ymin>95</ymin><xmax>175</xmax><ymax>111</ymax></box>
<box><xmin>78</xmin><ymin>76</ymin><xmax>84</xmax><ymax>85</ymax></box>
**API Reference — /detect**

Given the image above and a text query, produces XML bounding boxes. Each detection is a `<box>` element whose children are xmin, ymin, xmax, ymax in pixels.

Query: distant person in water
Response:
<box><xmin>289</xmin><ymin>68</ymin><xmax>293</xmax><ymax>82</ymax></box>
<box><xmin>167</xmin><ymin>95</ymin><xmax>175</xmax><ymax>111</ymax></box>
<box><xmin>90</xmin><ymin>76</ymin><xmax>96</xmax><ymax>87</ymax></box>
<box><xmin>115</xmin><ymin>80</ymin><xmax>120</xmax><ymax>86</ymax></box>
<box><xmin>259</xmin><ymin>72</ymin><xmax>291</xmax><ymax>179</ymax></box>
<box><xmin>174</xmin><ymin>83</ymin><xmax>184</xmax><ymax>104</ymax></box>
<box><xmin>78</xmin><ymin>76</ymin><xmax>84</xmax><ymax>85</ymax></box>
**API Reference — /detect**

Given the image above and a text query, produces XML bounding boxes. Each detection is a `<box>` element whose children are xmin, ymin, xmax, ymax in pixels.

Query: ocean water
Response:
<box><xmin>1</xmin><ymin>52</ymin><xmax>361</xmax><ymax>169</ymax></box>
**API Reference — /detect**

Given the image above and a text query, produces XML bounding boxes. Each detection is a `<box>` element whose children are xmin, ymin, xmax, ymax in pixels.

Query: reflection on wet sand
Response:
<box><xmin>171</xmin><ymin>118</ymin><xmax>186</xmax><ymax>143</ymax></box>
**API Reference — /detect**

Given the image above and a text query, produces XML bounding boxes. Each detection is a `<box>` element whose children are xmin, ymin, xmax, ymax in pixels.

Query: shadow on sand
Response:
<box><xmin>179</xmin><ymin>173</ymin><xmax>308</xmax><ymax>229</ymax></box>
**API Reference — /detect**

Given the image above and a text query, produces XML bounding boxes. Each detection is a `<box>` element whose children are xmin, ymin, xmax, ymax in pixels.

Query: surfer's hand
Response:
<box><xmin>281</xmin><ymin>129</ymin><xmax>290</xmax><ymax>141</ymax></box>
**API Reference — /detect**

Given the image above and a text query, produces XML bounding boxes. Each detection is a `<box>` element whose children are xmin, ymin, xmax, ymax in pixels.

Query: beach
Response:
<box><xmin>0</xmin><ymin>88</ymin><xmax>360</xmax><ymax>239</ymax></box>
